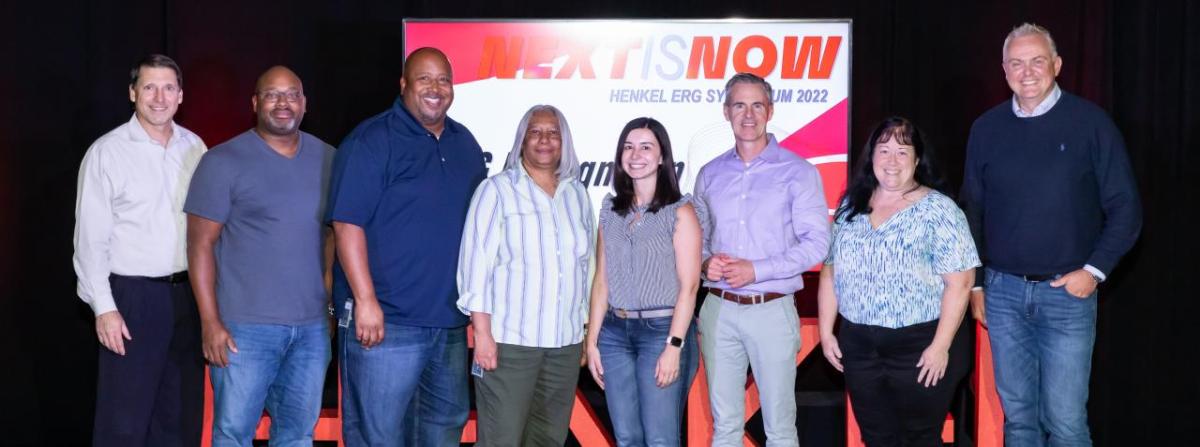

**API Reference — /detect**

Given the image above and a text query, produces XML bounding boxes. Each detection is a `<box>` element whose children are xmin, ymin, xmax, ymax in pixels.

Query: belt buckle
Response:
<box><xmin>614</xmin><ymin>308</ymin><xmax>629</xmax><ymax>319</ymax></box>
<box><xmin>749</xmin><ymin>293</ymin><xmax>765</xmax><ymax>305</ymax></box>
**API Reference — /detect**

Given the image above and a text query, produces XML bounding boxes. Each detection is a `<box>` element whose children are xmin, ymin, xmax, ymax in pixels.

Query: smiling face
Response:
<box><xmin>129</xmin><ymin>66</ymin><xmax>182</xmax><ymax>130</ymax></box>
<box><xmin>400</xmin><ymin>49</ymin><xmax>454</xmax><ymax>135</ymax></box>
<box><xmin>872</xmin><ymin>134</ymin><xmax>918</xmax><ymax>191</ymax></box>
<box><xmin>723</xmin><ymin>81</ymin><xmax>774</xmax><ymax>146</ymax></box>
<box><xmin>521</xmin><ymin>111</ymin><xmax>563</xmax><ymax>174</ymax></box>
<box><xmin>1003</xmin><ymin>33</ymin><xmax>1062</xmax><ymax>110</ymax></box>
<box><xmin>621</xmin><ymin>127</ymin><xmax>663</xmax><ymax>182</ymax></box>
<box><xmin>252</xmin><ymin>67</ymin><xmax>306</xmax><ymax>137</ymax></box>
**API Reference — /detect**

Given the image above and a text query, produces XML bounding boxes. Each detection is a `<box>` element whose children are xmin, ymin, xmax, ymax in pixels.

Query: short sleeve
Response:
<box><xmin>648</xmin><ymin>194</ymin><xmax>692</xmax><ymax>231</ymax></box>
<box><xmin>598</xmin><ymin>193</ymin><xmax>615</xmax><ymax>227</ymax></box>
<box><xmin>824</xmin><ymin>198</ymin><xmax>850</xmax><ymax>266</ymax></box>
<box><xmin>325</xmin><ymin>131</ymin><xmax>387</xmax><ymax>226</ymax></box>
<box><xmin>928</xmin><ymin>195</ymin><xmax>982</xmax><ymax>275</ymax></box>
<box><xmin>183</xmin><ymin>150</ymin><xmax>234</xmax><ymax>224</ymax></box>
<box><xmin>824</xmin><ymin>216</ymin><xmax>843</xmax><ymax>266</ymax></box>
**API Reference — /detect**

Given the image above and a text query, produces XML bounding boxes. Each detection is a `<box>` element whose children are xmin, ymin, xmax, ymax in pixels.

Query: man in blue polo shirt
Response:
<box><xmin>326</xmin><ymin>47</ymin><xmax>487</xmax><ymax>446</ymax></box>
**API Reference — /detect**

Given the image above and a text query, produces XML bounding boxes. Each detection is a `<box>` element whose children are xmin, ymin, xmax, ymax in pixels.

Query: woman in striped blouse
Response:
<box><xmin>818</xmin><ymin>117</ymin><xmax>980</xmax><ymax>445</ymax></box>
<box><xmin>457</xmin><ymin>105</ymin><xmax>595</xmax><ymax>446</ymax></box>
<box><xmin>585</xmin><ymin>117</ymin><xmax>702</xmax><ymax>446</ymax></box>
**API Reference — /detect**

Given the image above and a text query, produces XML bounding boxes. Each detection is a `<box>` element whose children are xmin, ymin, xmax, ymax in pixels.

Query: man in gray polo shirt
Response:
<box><xmin>184</xmin><ymin>66</ymin><xmax>335</xmax><ymax>446</ymax></box>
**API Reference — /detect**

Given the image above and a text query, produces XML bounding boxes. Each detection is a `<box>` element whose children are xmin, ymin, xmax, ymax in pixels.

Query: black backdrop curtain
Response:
<box><xmin>1</xmin><ymin>1</ymin><xmax>1195</xmax><ymax>445</ymax></box>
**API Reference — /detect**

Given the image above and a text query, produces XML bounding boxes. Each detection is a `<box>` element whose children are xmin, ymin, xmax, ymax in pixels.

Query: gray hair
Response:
<box><xmin>723</xmin><ymin>72</ymin><xmax>774</xmax><ymax>106</ymax></box>
<box><xmin>502</xmin><ymin>105</ymin><xmax>581</xmax><ymax>181</ymax></box>
<box><xmin>1003</xmin><ymin>23</ymin><xmax>1058</xmax><ymax>60</ymax></box>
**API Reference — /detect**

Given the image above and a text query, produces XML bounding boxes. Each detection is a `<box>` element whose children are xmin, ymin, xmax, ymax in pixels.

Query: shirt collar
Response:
<box><xmin>722</xmin><ymin>133</ymin><xmax>784</xmax><ymax>165</ymax></box>
<box><xmin>1012</xmin><ymin>84</ymin><xmax>1062</xmax><ymax>118</ymax></box>
<box><xmin>124</xmin><ymin>113</ymin><xmax>181</xmax><ymax>146</ymax></box>
<box><xmin>390</xmin><ymin>96</ymin><xmax>458</xmax><ymax>137</ymax></box>
<box><xmin>509</xmin><ymin>159</ymin><xmax>570</xmax><ymax>194</ymax></box>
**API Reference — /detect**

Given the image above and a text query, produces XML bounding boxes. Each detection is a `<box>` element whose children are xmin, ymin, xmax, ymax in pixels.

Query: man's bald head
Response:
<box><xmin>403</xmin><ymin>48</ymin><xmax>452</xmax><ymax>79</ymax></box>
<box><xmin>253</xmin><ymin>65</ymin><xmax>306</xmax><ymax>137</ymax></box>
<box><xmin>256</xmin><ymin>65</ymin><xmax>304</xmax><ymax>93</ymax></box>
<box><xmin>400</xmin><ymin>48</ymin><xmax>455</xmax><ymax>136</ymax></box>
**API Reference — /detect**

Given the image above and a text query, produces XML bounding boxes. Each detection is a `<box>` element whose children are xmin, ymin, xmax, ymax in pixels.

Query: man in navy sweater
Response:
<box><xmin>962</xmin><ymin>23</ymin><xmax>1141</xmax><ymax>446</ymax></box>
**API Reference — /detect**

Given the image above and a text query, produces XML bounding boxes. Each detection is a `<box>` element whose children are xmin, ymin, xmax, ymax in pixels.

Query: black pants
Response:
<box><xmin>840</xmin><ymin>318</ymin><xmax>968</xmax><ymax>447</ymax></box>
<box><xmin>93</xmin><ymin>274</ymin><xmax>204</xmax><ymax>447</ymax></box>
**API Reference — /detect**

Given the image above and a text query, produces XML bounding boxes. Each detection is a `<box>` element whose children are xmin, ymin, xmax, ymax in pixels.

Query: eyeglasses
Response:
<box><xmin>258</xmin><ymin>90</ymin><xmax>304</xmax><ymax>104</ymax></box>
<box><xmin>526</xmin><ymin>128</ymin><xmax>562</xmax><ymax>140</ymax></box>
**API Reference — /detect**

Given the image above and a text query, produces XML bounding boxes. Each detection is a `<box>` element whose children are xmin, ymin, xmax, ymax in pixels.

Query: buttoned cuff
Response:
<box><xmin>751</xmin><ymin>259</ymin><xmax>774</xmax><ymax>283</ymax></box>
<box><xmin>89</xmin><ymin>295</ymin><xmax>118</xmax><ymax>317</ymax></box>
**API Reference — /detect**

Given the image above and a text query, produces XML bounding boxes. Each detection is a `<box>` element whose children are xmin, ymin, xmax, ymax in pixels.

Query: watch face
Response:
<box><xmin>668</xmin><ymin>336</ymin><xmax>683</xmax><ymax>347</ymax></box>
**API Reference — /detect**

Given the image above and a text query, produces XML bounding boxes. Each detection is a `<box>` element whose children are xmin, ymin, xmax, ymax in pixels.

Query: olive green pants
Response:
<box><xmin>473</xmin><ymin>342</ymin><xmax>583</xmax><ymax>447</ymax></box>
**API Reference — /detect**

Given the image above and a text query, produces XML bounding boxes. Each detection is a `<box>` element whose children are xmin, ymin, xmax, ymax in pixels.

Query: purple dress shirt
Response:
<box><xmin>693</xmin><ymin>134</ymin><xmax>831</xmax><ymax>295</ymax></box>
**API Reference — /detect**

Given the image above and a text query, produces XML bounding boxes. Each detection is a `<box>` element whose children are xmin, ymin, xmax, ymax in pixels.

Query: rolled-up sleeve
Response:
<box><xmin>456</xmin><ymin>179</ymin><xmax>503</xmax><ymax>315</ymax></box>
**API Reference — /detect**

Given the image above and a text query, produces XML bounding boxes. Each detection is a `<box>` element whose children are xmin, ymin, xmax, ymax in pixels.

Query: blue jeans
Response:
<box><xmin>597</xmin><ymin>313</ymin><xmax>699</xmax><ymax>447</ymax></box>
<box><xmin>984</xmin><ymin>268</ymin><xmax>1097</xmax><ymax>447</ymax></box>
<box><xmin>339</xmin><ymin>323</ymin><xmax>469</xmax><ymax>447</ymax></box>
<box><xmin>209</xmin><ymin>321</ymin><xmax>331</xmax><ymax>447</ymax></box>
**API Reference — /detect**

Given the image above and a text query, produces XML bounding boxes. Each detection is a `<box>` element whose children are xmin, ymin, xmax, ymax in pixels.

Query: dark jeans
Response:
<box><xmin>839</xmin><ymin>318</ymin><xmax>968</xmax><ymax>447</ymax></box>
<box><xmin>339</xmin><ymin>323</ymin><xmax>469</xmax><ymax>447</ymax></box>
<box><xmin>93</xmin><ymin>274</ymin><xmax>204</xmax><ymax>447</ymax></box>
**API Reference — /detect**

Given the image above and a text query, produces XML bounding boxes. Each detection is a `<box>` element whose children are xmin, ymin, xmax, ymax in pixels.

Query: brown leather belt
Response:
<box><xmin>710</xmin><ymin>288</ymin><xmax>786</xmax><ymax>305</ymax></box>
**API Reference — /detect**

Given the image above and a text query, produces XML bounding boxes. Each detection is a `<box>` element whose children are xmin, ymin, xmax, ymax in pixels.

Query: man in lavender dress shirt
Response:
<box><xmin>693</xmin><ymin>73</ymin><xmax>831</xmax><ymax>446</ymax></box>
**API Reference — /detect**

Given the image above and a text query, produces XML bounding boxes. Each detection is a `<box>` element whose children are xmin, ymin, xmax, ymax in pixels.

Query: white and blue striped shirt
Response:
<box><xmin>457</xmin><ymin>163</ymin><xmax>595</xmax><ymax>348</ymax></box>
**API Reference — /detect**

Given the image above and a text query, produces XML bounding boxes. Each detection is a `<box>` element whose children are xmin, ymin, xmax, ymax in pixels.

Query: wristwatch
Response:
<box><xmin>666</xmin><ymin>335</ymin><xmax>684</xmax><ymax>348</ymax></box>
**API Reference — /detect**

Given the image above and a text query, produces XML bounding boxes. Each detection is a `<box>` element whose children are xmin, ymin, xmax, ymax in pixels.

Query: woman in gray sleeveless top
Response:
<box><xmin>585</xmin><ymin>117</ymin><xmax>702</xmax><ymax>446</ymax></box>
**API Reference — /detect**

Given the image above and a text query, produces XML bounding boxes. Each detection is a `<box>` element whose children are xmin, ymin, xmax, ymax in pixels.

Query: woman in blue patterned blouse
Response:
<box><xmin>585</xmin><ymin>117</ymin><xmax>702</xmax><ymax>446</ymax></box>
<box><xmin>818</xmin><ymin>116</ymin><xmax>980</xmax><ymax>446</ymax></box>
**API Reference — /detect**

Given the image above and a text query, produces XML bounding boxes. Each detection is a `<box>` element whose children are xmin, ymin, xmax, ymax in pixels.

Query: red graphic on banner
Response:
<box><xmin>404</xmin><ymin>22</ymin><xmax>556</xmax><ymax>85</ymax></box>
<box><xmin>778</xmin><ymin>98</ymin><xmax>849</xmax><ymax>209</ymax></box>
<box><xmin>406</xmin><ymin>23</ymin><xmax>845</xmax><ymax>84</ymax></box>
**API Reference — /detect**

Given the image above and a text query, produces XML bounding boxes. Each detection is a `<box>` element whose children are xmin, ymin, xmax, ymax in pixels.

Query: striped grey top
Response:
<box><xmin>600</xmin><ymin>193</ymin><xmax>695</xmax><ymax>311</ymax></box>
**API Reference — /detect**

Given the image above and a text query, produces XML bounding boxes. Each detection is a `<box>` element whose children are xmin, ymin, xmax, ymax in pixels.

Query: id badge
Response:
<box><xmin>471</xmin><ymin>362</ymin><xmax>484</xmax><ymax>379</ymax></box>
<box><xmin>337</xmin><ymin>300</ymin><xmax>353</xmax><ymax>328</ymax></box>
